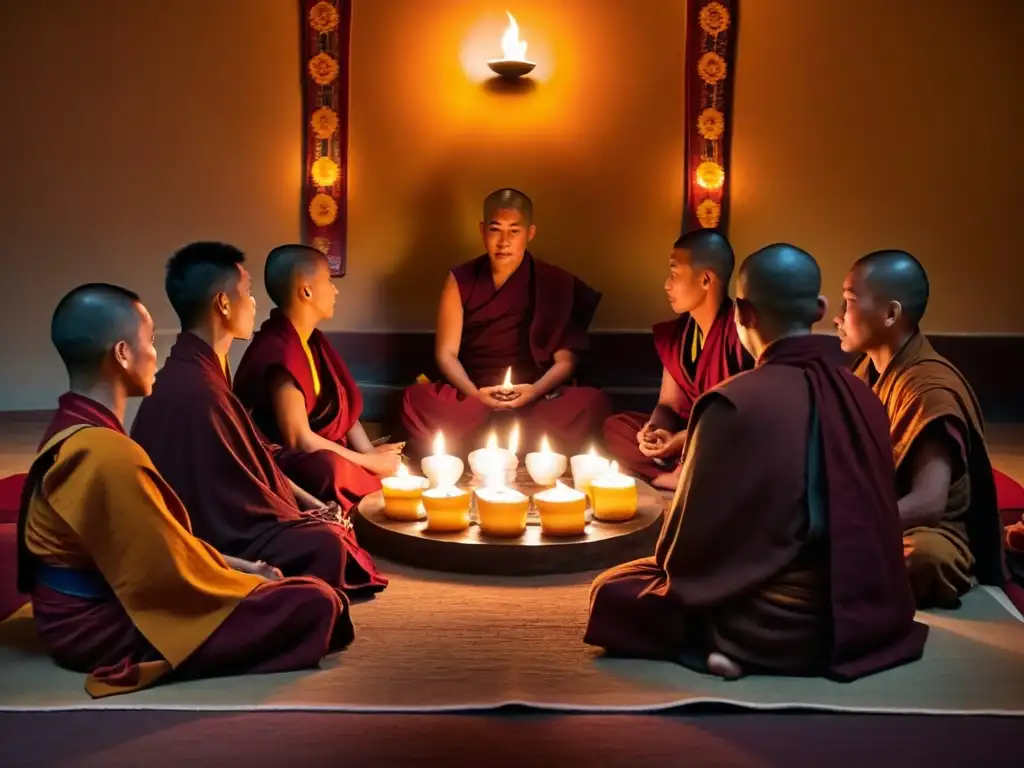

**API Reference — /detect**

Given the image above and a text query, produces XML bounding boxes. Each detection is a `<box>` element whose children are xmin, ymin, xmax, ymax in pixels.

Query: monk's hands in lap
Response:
<box><xmin>373</xmin><ymin>442</ymin><xmax>405</xmax><ymax>455</ymax></box>
<box><xmin>360</xmin><ymin>450</ymin><xmax>402</xmax><ymax>477</ymax></box>
<box><xmin>476</xmin><ymin>386</ymin><xmax>521</xmax><ymax>410</ymax></box>
<box><xmin>639</xmin><ymin>428</ymin><xmax>685</xmax><ymax>458</ymax></box>
<box><xmin>233</xmin><ymin>558</ymin><xmax>283</xmax><ymax>581</ymax></box>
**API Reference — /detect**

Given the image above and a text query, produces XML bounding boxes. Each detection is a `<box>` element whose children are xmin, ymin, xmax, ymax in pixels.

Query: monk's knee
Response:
<box><xmin>288</xmin><ymin>577</ymin><xmax>353</xmax><ymax>644</ymax></box>
<box><xmin>904</xmin><ymin>530</ymin><xmax>971</xmax><ymax>607</ymax></box>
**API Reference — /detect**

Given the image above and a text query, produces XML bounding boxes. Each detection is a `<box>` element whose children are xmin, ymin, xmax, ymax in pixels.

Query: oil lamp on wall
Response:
<box><xmin>487</xmin><ymin>11</ymin><xmax>536</xmax><ymax>79</ymax></box>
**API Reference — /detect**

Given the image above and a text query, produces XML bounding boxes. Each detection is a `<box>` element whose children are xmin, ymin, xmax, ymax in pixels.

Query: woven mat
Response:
<box><xmin>0</xmin><ymin>565</ymin><xmax>1022</xmax><ymax>715</ymax></box>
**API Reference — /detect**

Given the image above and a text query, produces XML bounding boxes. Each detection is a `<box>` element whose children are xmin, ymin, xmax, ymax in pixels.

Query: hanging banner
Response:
<box><xmin>681</xmin><ymin>1</ymin><xmax>738</xmax><ymax>236</ymax></box>
<box><xmin>301</xmin><ymin>0</ymin><xmax>352</xmax><ymax>276</ymax></box>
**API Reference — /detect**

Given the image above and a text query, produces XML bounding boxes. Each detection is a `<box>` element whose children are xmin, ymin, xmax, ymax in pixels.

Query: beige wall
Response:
<box><xmin>0</xmin><ymin>0</ymin><xmax>1021</xmax><ymax>410</ymax></box>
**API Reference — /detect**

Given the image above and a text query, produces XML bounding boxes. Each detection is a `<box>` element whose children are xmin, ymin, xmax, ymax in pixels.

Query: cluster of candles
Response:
<box><xmin>381</xmin><ymin>424</ymin><xmax>638</xmax><ymax>538</ymax></box>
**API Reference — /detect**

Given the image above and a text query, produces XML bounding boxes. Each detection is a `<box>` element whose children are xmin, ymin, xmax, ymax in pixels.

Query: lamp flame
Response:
<box><xmin>486</xmin><ymin>431</ymin><xmax>499</xmax><ymax>451</ymax></box>
<box><xmin>588</xmin><ymin>445</ymin><xmax>598</xmax><ymax>457</ymax></box>
<box><xmin>609</xmin><ymin>460</ymin><xmax>620</xmax><ymax>474</ymax></box>
<box><xmin>540</xmin><ymin>434</ymin><xmax>551</xmax><ymax>454</ymax></box>
<box><xmin>500</xmin><ymin>11</ymin><xmax>528</xmax><ymax>61</ymax></box>
<box><xmin>396</xmin><ymin>461</ymin><xmax>409</xmax><ymax>478</ymax></box>
<box><xmin>432</xmin><ymin>431</ymin><xmax>446</xmax><ymax>456</ymax></box>
<box><xmin>502</xmin><ymin>366</ymin><xmax>513</xmax><ymax>390</ymax></box>
<box><xmin>508</xmin><ymin>422</ymin><xmax>520</xmax><ymax>455</ymax></box>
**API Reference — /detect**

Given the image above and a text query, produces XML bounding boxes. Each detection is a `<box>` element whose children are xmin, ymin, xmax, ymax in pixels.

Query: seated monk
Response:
<box><xmin>19</xmin><ymin>284</ymin><xmax>352</xmax><ymax>698</ymax></box>
<box><xmin>585</xmin><ymin>244</ymin><xmax>927</xmax><ymax>680</ymax></box>
<box><xmin>602</xmin><ymin>230</ymin><xmax>753</xmax><ymax>489</ymax></box>
<box><xmin>402</xmin><ymin>188</ymin><xmax>611</xmax><ymax>457</ymax></box>
<box><xmin>233</xmin><ymin>245</ymin><xmax>402</xmax><ymax>512</ymax></box>
<box><xmin>131</xmin><ymin>243</ymin><xmax>386</xmax><ymax>597</ymax></box>
<box><xmin>836</xmin><ymin>250</ymin><xmax>1006</xmax><ymax>607</ymax></box>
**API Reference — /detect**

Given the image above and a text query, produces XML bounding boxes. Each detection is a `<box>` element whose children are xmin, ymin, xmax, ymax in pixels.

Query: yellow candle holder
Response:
<box><xmin>590</xmin><ymin>483</ymin><xmax>638</xmax><ymax>522</ymax></box>
<box><xmin>475</xmin><ymin>493</ymin><xmax>529</xmax><ymax>538</ymax></box>
<box><xmin>381</xmin><ymin>482</ymin><xmax>427</xmax><ymax>521</ymax></box>
<box><xmin>423</xmin><ymin>488</ymin><xmax>472</xmax><ymax>533</ymax></box>
<box><xmin>535</xmin><ymin>496</ymin><xmax>587</xmax><ymax>537</ymax></box>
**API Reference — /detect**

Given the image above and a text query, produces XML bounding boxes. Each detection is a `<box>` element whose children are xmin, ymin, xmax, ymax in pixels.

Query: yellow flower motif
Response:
<box><xmin>309</xmin><ymin>193</ymin><xmax>338</xmax><ymax>227</ymax></box>
<box><xmin>311</xmin><ymin>156</ymin><xmax>340</xmax><ymax>188</ymax></box>
<box><xmin>696</xmin><ymin>107</ymin><xmax>725</xmax><ymax>141</ymax></box>
<box><xmin>699</xmin><ymin>2</ymin><xmax>731</xmax><ymax>36</ymax></box>
<box><xmin>308</xmin><ymin>52</ymin><xmax>339</xmax><ymax>85</ymax></box>
<box><xmin>310</xmin><ymin>106</ymin><xmax>338</xmax><ymax>139</ymax></box>
<box><xmin>697</xmin><ymin>52</ymin><xmax>727</xmax><ymax>85</ymax></box>
<box><xmin>309</xmin><ymin>1</ymin><xmax>340</xmax><ymax>33</ymax></box>
<box><xmin>696</xmin><ymin>161</ymin><xmax>725</xmax><ymax>190</ymax></box>
<box><xmin>312</xmin><ymin>237</ymin><xmax>331</xmax><ymax>255</ymax></box>
<box><xmin>696</xmin><ymin>199</ymin><xmax>721</xmax><ymax>228</ymax></box>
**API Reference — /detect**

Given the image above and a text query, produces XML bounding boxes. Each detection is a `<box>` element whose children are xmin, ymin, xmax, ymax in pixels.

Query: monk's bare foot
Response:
<box><xmin>652</xmin><ymin>468</ymin><xmax>680</xmax><ymax>490</ymax></box>
<box><xmin>706</xmin><ymin>652</ymin><xmax>743</xmax><ymax>680</ymax></box>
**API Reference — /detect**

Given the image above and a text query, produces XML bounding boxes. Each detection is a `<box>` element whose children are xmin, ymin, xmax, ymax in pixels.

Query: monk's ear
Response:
<box><xmin>885</xmin><ymin>300</ymin><xmax>902</xmax><ymax>328</ymax></box>
<box><xmin>814</xmin><ymin>295</ymin><xmax>828</xmax><ymax>324</ymax></box>
<box><xmin>734</xmin><ymin>297</ymin><xmax>756</xmax><ymax>329</ymax></box>
<box><xmin>112</xmin><ymin>339</ymin><xmax>132</xmax><ymax>371</ymax></box>
<box><xmin>527</xmin><ymin>224</ymin><xmax>536</xmax><ymax>242</ymax></box>
<box><xmin>214</xmin><ymin>292</ymin><xmax>230</xmax><ymax>317</ymax></box>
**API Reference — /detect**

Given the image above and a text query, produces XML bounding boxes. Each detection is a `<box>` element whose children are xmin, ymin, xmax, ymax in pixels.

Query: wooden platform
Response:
<box><xmin>353</xmin><ymin>475</ymin><xmax>665</xmax><ymax>576</ymax></box>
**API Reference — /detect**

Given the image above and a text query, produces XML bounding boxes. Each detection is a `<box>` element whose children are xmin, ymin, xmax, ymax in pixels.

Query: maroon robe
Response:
<box><xmin>401</xmin><ymin>253</ymin><xmax>611</xmax><ymax>457</ymax></box>
<box><xmin>131</xmin><ymin>332</ymin><xmax>387</xmax><ymax>596</ymax></box>
<box><xmin>233</xmin><ymin>309</ymin><xmax>381</xmax><ymax>512</ymax></box>
<box><xmin>585</xmin><ymin>335</ymin><xmax>927</xmax><ymax>680</ymax></box>
<box><xmin>20</xmin><ymin>393</ymin><xmax>352</xmax><ymax>696</ymax></box>
<box><xmin>603</xmin><ymin>299</ymin><xmax>753</xmax><ymax>481</ymax></box>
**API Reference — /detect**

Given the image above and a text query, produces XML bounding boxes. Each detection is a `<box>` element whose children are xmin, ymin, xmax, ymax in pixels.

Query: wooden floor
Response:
<box><xmin>2</xmin><ymin>414</ymin><xmax>1022</xmax><ymax>484</ymax></box>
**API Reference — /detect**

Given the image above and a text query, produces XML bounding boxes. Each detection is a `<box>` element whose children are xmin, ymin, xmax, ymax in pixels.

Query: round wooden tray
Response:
<box><xmin>353</xmin><ymin>472</ymin><xmax>665</xmax><ymax>576</ymax></box>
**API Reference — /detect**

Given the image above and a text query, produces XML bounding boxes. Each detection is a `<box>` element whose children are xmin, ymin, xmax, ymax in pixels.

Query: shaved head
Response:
<box><xmin>852</xmin><ymin>250</ymin><xmax>929</xmax><ymax>326</ymax></box>
<box><xmin>673</xmin><ymin>229</ymin><xmax>735</xmax><ymax>286</ymax></box>
<box><xmin>51</xmin><ymin>283</ymin><xmax>143</xmax><ymax>376</ymax></box>
<box><xmin>483</xmin><ymin>188</ymin><xmax>533</xmax><ymax>225</ymax></box>
<box><xmin>166</xmin><ymin>241</ymin><xmax>245</xmax><ymax>329</ymax></box>
<box><xmin>264</xmin><ymin>244</ymin><xmax>329</xmax><ymax>308</ymax></box>
<box><xmin>738</xmin><ymin>243</ymin><xmax>823</xmax><ymax>330</ymax></box>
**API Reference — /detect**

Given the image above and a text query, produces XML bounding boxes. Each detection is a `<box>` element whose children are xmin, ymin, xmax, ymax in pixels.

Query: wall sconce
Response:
<box><xmin>487</xmin><ymin>11</ymin><xmax>536</xmax><ymax>78</ymax></box>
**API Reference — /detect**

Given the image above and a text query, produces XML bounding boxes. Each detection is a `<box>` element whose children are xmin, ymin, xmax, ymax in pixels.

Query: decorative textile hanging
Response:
<box><xmin>301</xmin><ymin>1</ymin><xmax>352</xmax><ymax>276</ymax></box>
<box><xmin>681</xmin><ymin>1</ymin><xmax>738</xmax><ymax>236</ymax></box>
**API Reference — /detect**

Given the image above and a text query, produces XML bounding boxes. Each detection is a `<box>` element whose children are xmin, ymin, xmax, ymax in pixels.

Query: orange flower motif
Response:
<box><xmin>696</xmin><ymin>108</ymin><xmax>725</xmax><ymax>141</ymax></box>
<box><xmin>699</xmin><ymin>3</ymin><xmax>731</xmax><ymax>36</ymax></box>
<box><xmin>696</xmin><ymin>199</ymin><xmax>721</xmax><ymax>228</ymax></box>
<box><xmin>309</xmin><ymin>193</ymin><xmax>338</xmax><ymax>226</ymax></box>
<box><xmin>309</xmin><ymin>1</ymin><xmax>339</xmax><ymax>33</ymax></box>
<box><xmin>696</xmin><ymin>161</ymin><xmax>725</xmax><ymax>190</ymax></box>
<box><xmin>312</xmin><ymin>237</ymin><xmax>331</xmax><ymax>255</ymax></box>
<box><xmin>310</xmin><ymin>106</ymin><xmax>338</xmax><ymax>139</ymax></box>
<box><xmin>311</xmin><ymin>157</ymin><xmax>340</xmax><ymax>188</ymax></box>
<box><xmin>308</xmin><ymin>52</ymin><xmax>339</xmax><ymax>85</ymax></box>
<box><xmin>697</xmin><ymin>52</ymin><xmax>727</xmax><ymax>85</ymax></box>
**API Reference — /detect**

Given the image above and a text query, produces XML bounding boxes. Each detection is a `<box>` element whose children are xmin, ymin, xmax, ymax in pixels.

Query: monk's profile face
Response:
<box><xmin>224</xmin><ymin>264</ymin><xmax>257</xmax><ymax>340</ymax></box>
<box><xmin>115</xmin><ymin>303</ymin><xmax>159</xmax><ymax>397</ymax></box>
<box><xmin>305</xmin><ymin>258</ymin><xmax>338</xmax><ymax>321</ymax></box>
<box><xmin>480</xmin><ymin>208</ymin><xmax>535</xmax><ymax>269</ymax></box>
<box><xmin>665</xmin><ymin>248</ymin><xmax>710</xmax><ymax>314</ymax></box>
<box><xmin>836</xmin><ymin>267</ymin><xmax>888</xmax><ymax>353</ymax></box>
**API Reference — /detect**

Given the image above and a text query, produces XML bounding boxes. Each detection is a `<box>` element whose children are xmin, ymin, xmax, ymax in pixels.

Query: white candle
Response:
<box><xmin>469</xmin><ymin>430</ymin><xmax>518</xmax><ymax>480</ymax></box>
<box><xmin>526</xmin><ymin>434</ymin><xmax>567</xmax><ymax>486</ymax></box>
<box><xmin>423</xmin><ymin>485</ymin><xmax>467</xmax><ymax>499</ymax></box>
<box><xmin>381</xmin><ymin>461</ymin><xmax>429</xmax><ymax>492</ymax></box>
<box><xmin>475</xmin><ymin>485</ymin><xmax>528</xmax><ymax>504</ymax></box>
<box><xmin>590</xmin><ymin>461</ymin><xmax>636</xmax><ymax>489</ymax></box>
<box><xmin>570</xmin><ymin>445</ymin><xmax>611</xmax><ymax>495</ymax></box>
<box><xmin>421</xmin><ymin>431</ymin><xmax>464</xmax><ymax>489</ymax></box>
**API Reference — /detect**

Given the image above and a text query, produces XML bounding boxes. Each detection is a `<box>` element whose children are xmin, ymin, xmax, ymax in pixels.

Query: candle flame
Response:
<box><xmin>540</xmin><ymin>434</ymin><xmax>551</xmax><ymax>454</ymax></box>
<box><xmin>502</xmin><ymin>366</ymin><xmax>513</xmax><ymax>389</ymax></box>
<box><xmin>588</xmin><ymin>445</ymin><xmax>598</xmax><ymax>457</ymax></box>
<box><xmin>486</xmin><ymin>431</ymin><xmax>499</xmax><ymax>450</ymax></box>
<box><xmin>609</xmin><ymin>460</ymin><xmax>620</xmax><ymax>474</ymax></box>
<box><xmin>396</xmin><ymin>461</ymin><xmax>409</xmax><ymax>478</ymax></box>
<box><xmin>500</xmin><ymin>11</ymin><xmax>528</xmax><ymax>61</ymax></box>
<box><xmin>432</xmin><ymin>431</ymin><xmax>446</xmax><ymax>456</ymax></box>
<box><xmin>508</xmin><ymin>422</ymin><xmax>520</xmax><ymax>455</ymax></box>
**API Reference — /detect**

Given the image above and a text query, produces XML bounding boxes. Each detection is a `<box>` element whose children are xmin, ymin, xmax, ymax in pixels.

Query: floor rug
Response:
<box><xmin>0</xmin><ymin>566</ymin><xmax>1022</xmax><ymax>716</ymax></box>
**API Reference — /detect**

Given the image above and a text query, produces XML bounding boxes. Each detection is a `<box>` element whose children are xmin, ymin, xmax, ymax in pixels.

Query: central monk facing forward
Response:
<box><xmin>402</xmin><ymin>189</ymin><xmax>611</xmax><ymax>457</ymax></box>
<box><xmin>585</xmin><ymin>244</ymin><xmax>927</xmax><ymax>681</ymax></box>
